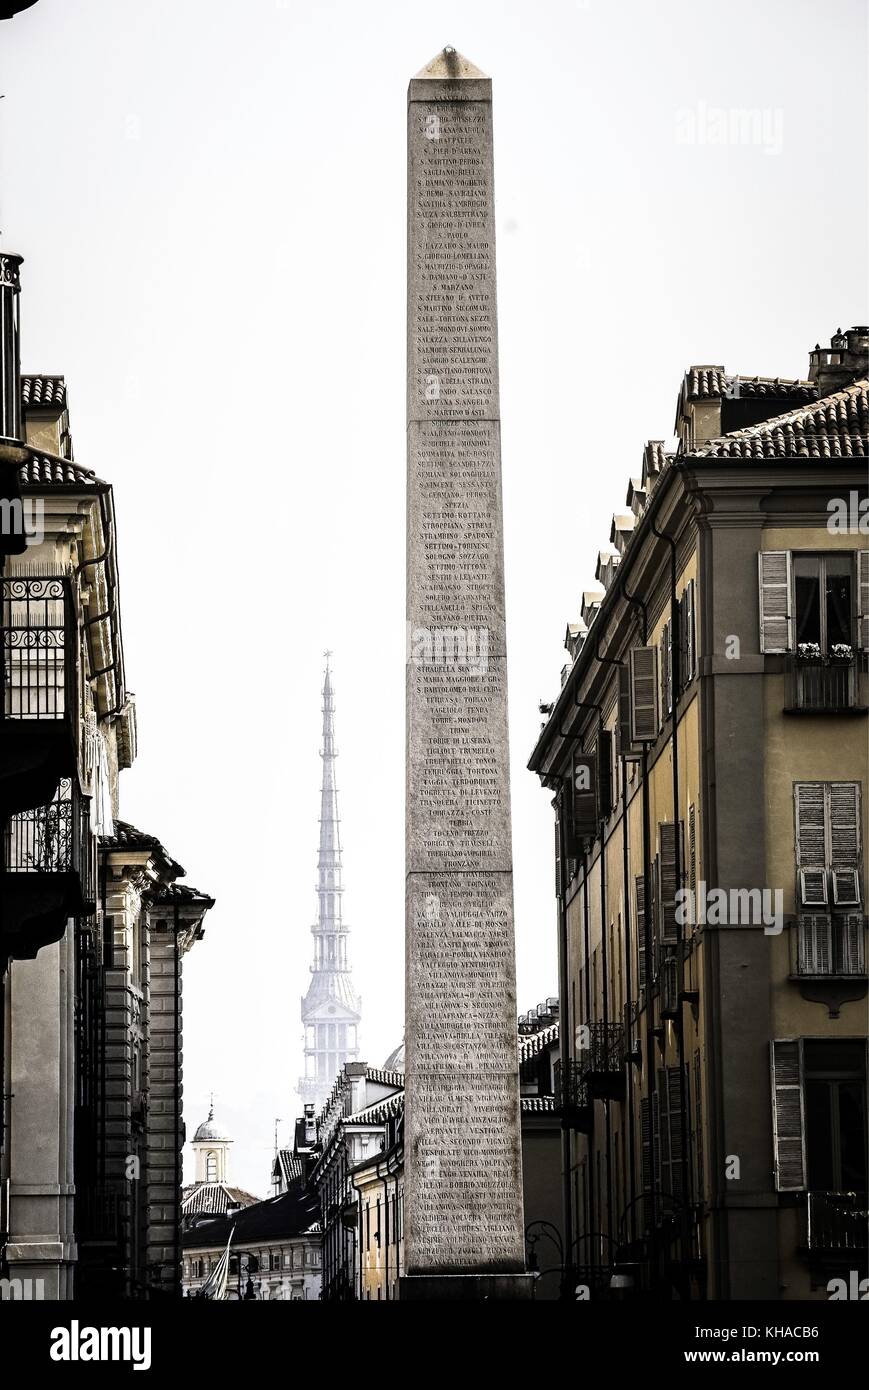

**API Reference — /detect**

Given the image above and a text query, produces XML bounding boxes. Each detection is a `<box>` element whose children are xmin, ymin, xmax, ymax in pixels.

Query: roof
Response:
<box><xmin>364</xmin><ymin>1066</ymin><xmax>404</xmax><ymax>1088</ymax></box>
<box><xmin>273</xmin><ymin>1149</ymin><xmax>305</xmax><ymax>1189</ymax></box>
<box><xmin>682</xmin><ymin>367</ymin><xmax>817</xmax><ymax>403</ymax></box>
<box><xmin>519</xmin><ymin>1021</ymin><xmax>559</xmax><ymax>1062</ymax></box>
<box><xmin>100</xmin><ymin>819</ymin><xmax>185</xmax><ymax>878</ymax></box>
<box><xmin>192</xmin><ymin>1109</ymin><xmax>230</xmax><ymax>1143</ymax></box>
<box><xmin>183</xmin><ymin>1188</ymin><xmax>321</xmax><ymax>1250</ymax></box>
<box><xmin>21</xmin><ymin>375</ymin><xmax>67</xmax><ymax>410</ymax></box>
<box><xmin>694</xmin><ymin>379</ymin><xmax>868</xmax><ymax>459</ymax></box>
<box><xmin>181</xmin><ymin>1181</ymin><xmax>258</xmax><ymax>1216</ymax></box>
<box><xmin>345</xmin><ymin>1091</ymin><xmax>404</xmax><ymax>1127</ymax></box>
<box><xmin>18</xmin><ymin>450</ymin><xmax>101</xmax><ymax>488</ymax></box>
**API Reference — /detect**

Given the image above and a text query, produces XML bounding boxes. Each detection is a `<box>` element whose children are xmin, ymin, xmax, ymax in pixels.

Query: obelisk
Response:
<box><xmin>403</xmin><ymin>48</ymin><xmax>531</xmax><ymax>1299</ymax></box>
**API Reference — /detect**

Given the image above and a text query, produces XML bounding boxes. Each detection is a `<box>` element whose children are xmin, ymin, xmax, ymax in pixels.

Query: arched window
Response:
<box><xmin>206</xmin><ymin>1152</ymin><xmax>218</xmax><ymax>1182</ymax></box>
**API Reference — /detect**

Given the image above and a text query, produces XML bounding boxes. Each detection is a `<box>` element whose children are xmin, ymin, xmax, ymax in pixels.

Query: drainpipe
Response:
<box><xmin>649</xmin><ymin>517</ymin><xmax>691</xmax><ymax>1293</ymax></box>
<box><xmin>380</xmin><ymin>1165</ymin><xmax>390</xmax><ymax>1300</ymax></box>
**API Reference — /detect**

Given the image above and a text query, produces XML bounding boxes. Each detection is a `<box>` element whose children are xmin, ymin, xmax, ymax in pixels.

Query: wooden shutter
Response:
<box><xmin>686</xmin><ymin>579</ymin><xmax>696</xmax><ymax>680</ymax></box>
<box><xmin>688</xmin><ymin>803</ymin><xmax>697</xmax><ymax>894</ymax></box>
<box><xmin>636</xmin><ymin>875</ymin><xmax>647</xmax><ymax>991</ymax></box>
<box><xmin>679</xmin><ymin>580</ymin><xmax>696</xmax><ymax>687</ymax></box>
<box><xmin>832</xmin><ymin>868</ymin><xmax>861</xmax><ymax>906</ymax></box>
<box><xmin>649</xmin><ymin>858</ymin><xmax>659</xmax><ymax>980</ymax></box>
<box><xmin>597</xmin><ymin>729</ymin><xmax>614</xmax><ymax>818</ymax></box>
<box><xmin>797</xmin><ymin>913</ymin><xmax>832</xmax><ymax>974</ymax></box>
<box><xmin>758</xmin><ymin>551</ymin><xmax>793</xmax><ymax>652</ymax></box>
<box><xmin>857</xmin><ymin>549</ymin><xmax>869</xmax><ymax>651</ymax></box>
<box><xmin>660</xmin><ymin>952</ymin><xmax>679</xmax><ymax>1017</ymax></box>
<box><xmin>657</xmin><ymin>822</ymin><xmax>680</xmax><ymax>945</ymax></box>
<box><xmin>629</xmin><ymin>646</ymin><xmax>659</xmax><ymax>742</ymax></box>
<box><xmin>616</xmin><ymin>663</ymin><xmax>640</xmax><ymax>760</ymax></box>
<box><xmin>838</xmin><ymin>913</ymin><xmax>866</xmax><ymax>974</ymax></box>
<box><xmin>640</xmin><ymin>1097</ymin><xmax>652</xmax><ymax>1191</ymax></box>
<box><xmin>660</xmin><ymin>620</ymin><xmax>672</xmax><ymax>715</ymax></box>
<box><xmin>658</xmin><ymin>1066</ymin><xmax>685</xmax><ymax>1201</ymax></box>
<box><xmin>554</xmin><ymin>794</ymin><xmax>563</xmax><ymax>899</ymax></box>
<box><xmin>798</xmin><ymin>867</ymin><xmax>828</xmax><ymax>907</ymax></box>
<box><xmin>693</xmin><ymin>1049</ymin><xmax>704</xmax><ymax>1203</ymax></box>
<box><xmin>770</xmin><ymin>1040</ymin><xmax>806</xmax><ymax>1191</ymax></box>
<box><xmin>829</xmin><ymin>782</ymin><xmax>861</xmax><ymax>868</ymax></box>
<box><xmin>795</xmin><ymin>782</ymin><xmax>826</xmax><ymax>871</ymax></box>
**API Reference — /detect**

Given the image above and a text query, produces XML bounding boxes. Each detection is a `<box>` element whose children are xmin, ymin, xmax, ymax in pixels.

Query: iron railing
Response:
<box><xmin>1</xmin><ymin>573</ymin><xmax>75</xmax><ymax>721</ymax></box>
<box><xmin>554</xmin><ymin>1059</ymin><xmax>589</xmax><ymax>1113</ymax></box>
<box><xmin>581</xmin><ymin>1022</ymin><xmax>625</xmax><ymax>1076</ymax></box>
<box><xmin>4</xmin><ymin>776</ymin><xmax>94</xmax><ymax>902</ymax></box>
<box><xmin>806</xmin><ymin>1192</ymin><xmax>868</xmax><ymax>1252</ymax></box>
<box><xmin>785</xmin><ymin>655</ymin><xmax>860</xmax><ymax>713</ymax></box>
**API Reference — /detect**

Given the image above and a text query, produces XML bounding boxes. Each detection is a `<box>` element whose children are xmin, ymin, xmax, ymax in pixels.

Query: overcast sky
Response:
<box><xmin>1</xmin><ymin>0</ymin><xmax>866</xmax><ymax>1197</ymax></box>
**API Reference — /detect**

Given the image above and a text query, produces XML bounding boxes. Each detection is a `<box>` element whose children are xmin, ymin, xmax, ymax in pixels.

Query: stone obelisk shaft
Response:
<box><xmin>404</xmin><ymin>50</ymin><xmax>528</xmax><ymax>1295</ymax></box>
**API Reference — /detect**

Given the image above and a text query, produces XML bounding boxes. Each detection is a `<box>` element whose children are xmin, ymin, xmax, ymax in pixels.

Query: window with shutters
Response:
<box><xmin>657</xmin><ymin>821</ymin><xmax>683</xmax><ymax>945</ymax></box>
<box><xmin>772</xmin><ymin>1039</ymin><xmax>868</xmax><ymax>1195</ymax></box>
<box><xmin>760</xmin><ymin>548</ymin><xmax>868</xmax><ymax>655</ymax></box>
<box><xmin>679</xmin><ymin>580</ymin><xmax>696</xmax><ymax>688</ymax></box>
<box><xmin>629</xmin><ymin>646</ymin><xmax>660</xmax><ymax>742</ymax></box>
<box><xmin>793</xmin><ymin>782</ymin><xmax>865</xmax><ymax>976</ymax></box>
<box><xmin>636</xmin><ymin>875</ymin><xmax>647</xmax><ymax>992</ymax></box>
<box><xmin>660</xmin><ymin>620</ymin><xmax>672</xmax><ymax>716</ymax></box>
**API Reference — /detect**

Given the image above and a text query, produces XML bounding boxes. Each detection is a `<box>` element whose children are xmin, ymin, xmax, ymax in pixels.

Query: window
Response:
<box><xmin>804</xmin><ymin>1041</ymin><xmax>868</xmax><ymax>1191</ymax></box>
<box><xmin>794</xmin><ymin>783</ymin><xmax>864</xmax><ymax>975</ymax></box>
<box><xmin>794</xmin><ymin>554</ymin><xmax>852</xmax><ymax>652</ymax></box>
<box><xmin>759</xmin><ymin>549</ymin><xmax>868</xmax><ymax>654</ymax></box>
<box><xmin>270</xmin><ymin>1251</ymin><xmax>281</xmax><ymax>1272</ymax></box>
<box><xmin>206</xmin><ymin>1152</ymin><xmax>218</xmax><ymax>1182</ymax></box>
<box><xmin>772</xmin><ymin>1039</ymin><xmax>867</xmax><ymax>1192</ymax></box>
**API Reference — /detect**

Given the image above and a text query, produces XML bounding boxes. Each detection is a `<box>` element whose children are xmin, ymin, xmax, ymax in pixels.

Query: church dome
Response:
<box><xmin>192</xmin><ymin>1105</ymin><xmax>230</xmax><ymax>1143</ymax></box>
<box><xmin>383</xmin><ymin>1038</ymin><xmax>405</xmax><ymax>1073</ymax></box>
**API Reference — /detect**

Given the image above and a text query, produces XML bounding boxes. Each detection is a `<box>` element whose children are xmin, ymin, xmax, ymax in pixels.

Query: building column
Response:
<box><xmin>6</xmin><ymin>930</ymin><xmax>76</xmax><ymax>1298</ymax></box>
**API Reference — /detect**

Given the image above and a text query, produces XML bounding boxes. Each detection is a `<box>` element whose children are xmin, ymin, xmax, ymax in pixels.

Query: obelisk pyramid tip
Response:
<box><xmin>413</xmin><ymin>47</ymin><xmax>488</xmax><ymax>80</ymax></box>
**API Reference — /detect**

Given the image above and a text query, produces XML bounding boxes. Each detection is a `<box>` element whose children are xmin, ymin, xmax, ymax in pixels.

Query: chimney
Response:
<box><xmin>808</xmin><ymin>325</ymin><xmax>869</xmax><ymax>398</ymax></box>
<box><xmin>0</xmin><ymin>252</ymin><xmax>24</xmax><ymax>450</ymax></box>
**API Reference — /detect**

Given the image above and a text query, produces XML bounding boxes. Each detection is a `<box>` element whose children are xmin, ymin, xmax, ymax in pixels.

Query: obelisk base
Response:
<box><xmin>399</xmin><ymin>1274</ymin><xmax>536</xmax><ymax>1301</ymax></box>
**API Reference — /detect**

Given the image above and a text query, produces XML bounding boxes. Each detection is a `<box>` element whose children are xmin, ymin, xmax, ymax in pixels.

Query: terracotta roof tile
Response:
<box><xmin>694</xmin><ymin>379</ymin><xmax>868</xmax><ymax>459</ymax></box>
<box><xmin>18</xmin><ymin>450</ymin><xmax>100</xmax><ymax>487</ymax></box>
<box><xmin>21</xmin><ymin>375</ymin><xmax>67</xmax><ymax>409</ymax></box>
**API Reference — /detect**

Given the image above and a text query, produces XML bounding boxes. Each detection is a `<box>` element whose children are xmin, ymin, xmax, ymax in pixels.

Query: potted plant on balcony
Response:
<box><xmin>796</xmin><ymin>642</ymin><xmax>822</xmax><ymax>661</ymax></box>
<box><xmin>829</xmin><ymin>643</ymin><xmax>854</xmax><ymax>664</ymax></box>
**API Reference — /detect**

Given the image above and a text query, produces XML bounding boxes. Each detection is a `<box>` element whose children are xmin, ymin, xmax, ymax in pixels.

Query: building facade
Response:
<box><xmin>529</xmin><ymin>327</ymin><xmax>868</xmax><ymax>1300</ymax></box>
<box><xmin>182</xmin><ymin>1188</ymin><xmax>322</xmax><ymax>1301</ymax></box>
<box><xmin>0</xmin><ymin>254</ymin><xmax>213</xmax><ymax>1299</ymax></box>
<box><xmin>299</xmin><ymin>659</ymin><xmax>361</xmax><ymax>1114</ymax></box>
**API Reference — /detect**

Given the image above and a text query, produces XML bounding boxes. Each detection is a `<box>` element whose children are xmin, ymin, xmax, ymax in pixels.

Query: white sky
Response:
<box><xmin>1</xmin><ymin>0</ymin><xmax>865</xmax><ymax>1198</ymax></box>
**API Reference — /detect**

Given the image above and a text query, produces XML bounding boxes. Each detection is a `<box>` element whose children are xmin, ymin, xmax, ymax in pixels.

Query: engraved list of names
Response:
<box><xmin>405</xmin><ymin>54</ymin><xmax>526</xmax><ymax>1280</ymax></box>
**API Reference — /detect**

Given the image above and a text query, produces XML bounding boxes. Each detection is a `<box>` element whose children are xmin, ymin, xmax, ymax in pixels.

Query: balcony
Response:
<box><xmin>806</xmin><ymin>1192</ymin><xmax>868</xmax><ymax>1254</ymax></box>
<box><xmin>1</xmin><ymin>574</ymin><xmax>77</xmax><ymax>814</ymax></box>
<box><xmin>1</xmin><ymin>777</ymin><xmax>95</xmax><ymax>960</ymax></box>
<box><xmin>792</xmin><ymin>915</ymin><xmax>867</xmax><ymax>978</ymax></box>
<box><xmin>784</xmin><ymin>652</ymin><xmax>865</xmax><ymax>716</ymax></box>
<box><xmin>582</xmin><ymin>1022</ymin><xmax>626</xmax><ymax>1101</ymax></box>
<box><xmin>554</xmin><ymin>1059</ymin><xmax>592</xmax><ymax>1134</ymax></box>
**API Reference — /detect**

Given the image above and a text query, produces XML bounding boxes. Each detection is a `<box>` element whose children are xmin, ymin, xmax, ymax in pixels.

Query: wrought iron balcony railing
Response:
<box><xmin>806</xmin><ymin>1192</ymin><xmax>868</xmax><ymax>1253</ymax></box>
<box><xmin>1</xmin><ymin>573</ymin><xmax>77</xmax><ymax>813</ymax></box>
<box><xmin>785</xmin><ymin>654</ymin><xmax>863</xmax><ymax>714</ymax></box>
<box><xmin>553</xmin><ymin>1059</ymin><xmax>592</xmax><ymax>1133</ymax></box>
<box><xmin>579</xmin><ymin>1022</ymin><xmax>626</xmax><ymax>1101</ymax></box>
<box><xmin>1</xmin><ymin>777</ymin><xmax>95</xmax><ymax>959</ymax></box>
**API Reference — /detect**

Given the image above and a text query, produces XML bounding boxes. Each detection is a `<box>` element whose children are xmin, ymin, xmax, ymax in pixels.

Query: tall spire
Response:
<box><xmin>299</xmin><ymin>655</ymin><xmax>361</xmax><ymax>1113</ymax></box>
